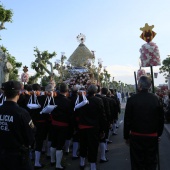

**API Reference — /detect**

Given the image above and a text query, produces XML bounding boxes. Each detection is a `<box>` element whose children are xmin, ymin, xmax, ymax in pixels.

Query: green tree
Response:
<box><xmin>1</xmin><ymin>46</ymin><xmax>22</xmax><ymax>80</ymax></box>
<box><xmin>0</xmin><ymin>3</ymin><xmax>13</xmax><ymax>39</ymax></box>
<box><xmin>159</xmin><ymin>57</ymin><xmax>170</xmax><ymax>82</ymax></box>
<box><xmin>28</xmin><ymin>47</ymin><xmax>57</xmax><ymax>84</ymax></box>
<box><xmin>7</xmin><ymin>54</ymin><xmax>22</xmax><ymax>80</ymax></box>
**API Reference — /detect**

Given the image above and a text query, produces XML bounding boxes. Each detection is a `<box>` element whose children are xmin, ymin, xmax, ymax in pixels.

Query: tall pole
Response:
<box><xmin>150</xmin><ymin>66</ymin><xmax>155</xmax><ymax>93</ymax></box>
<box><xmin>134</xmin><ymin>71</ymin><xmax>138</xmax><ymax>93</ymax></box>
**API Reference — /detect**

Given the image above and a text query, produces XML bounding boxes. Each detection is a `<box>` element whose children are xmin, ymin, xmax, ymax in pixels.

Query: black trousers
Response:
<box><xmin>130</xmin><ymin>135</ymin><xmax>158</xmax><ymax>170</ymax></box>
<box><xmin>79</xmin><ymin>128</ymin><xmax>99</xmax><ymax>163</ymax></box>
<box><xmin>72</xmin><ymin>131</ymin><xmax>79</xmax><ymax>142</ymax></box>
<box><xmin>35</xmin><ymin>122</ymin><xmax>49</xmax><ymax>151</ymax></box>
<box><xmin>0</xmin><ymin>150</ymin><xmax>33</xmax><ymax>170</ymax></box>
<box><xmin>51</xmin><ymin>125</ymin><xmax>68</xmax><ymax>150</ymax></box>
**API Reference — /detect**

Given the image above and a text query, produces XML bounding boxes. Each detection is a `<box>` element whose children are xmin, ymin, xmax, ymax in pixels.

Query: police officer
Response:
<box><xmin>0</xmin><ymin>81</ymin><xmax>35</xmax><ymax>170</ymax></box>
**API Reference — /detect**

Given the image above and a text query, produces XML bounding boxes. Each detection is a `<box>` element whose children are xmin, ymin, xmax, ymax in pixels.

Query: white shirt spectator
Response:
<box><xmin>117</xmin><ymin>91</ymin><xmax>121</xmax><ymax>102</ymax></box>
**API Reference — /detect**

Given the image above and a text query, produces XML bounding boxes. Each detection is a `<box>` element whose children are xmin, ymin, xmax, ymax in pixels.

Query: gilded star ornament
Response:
<box><xmin>140</xmin><ymin>23</ymin><xmax>156</xmax><ymax>42</ymax></box>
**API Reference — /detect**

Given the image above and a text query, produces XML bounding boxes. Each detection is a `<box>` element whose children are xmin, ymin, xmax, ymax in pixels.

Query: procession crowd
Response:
<box><xmin>0</xmin><ymin>80</ymin><xmax>121</xmax><ymax>170</ymax></box>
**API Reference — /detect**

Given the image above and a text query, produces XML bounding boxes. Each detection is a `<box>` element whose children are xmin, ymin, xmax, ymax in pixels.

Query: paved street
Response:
<box><xmin>38</xmin><ymin>103</ymin><xmax>170</xmax><ymax>170</ymax></box>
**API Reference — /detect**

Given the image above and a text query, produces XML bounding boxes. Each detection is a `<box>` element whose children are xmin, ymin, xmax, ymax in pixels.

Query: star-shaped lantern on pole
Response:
<box><xmin>140</xmin><ymin>23</ymin><xmax>156</xmax><ymax>43</ymax></box>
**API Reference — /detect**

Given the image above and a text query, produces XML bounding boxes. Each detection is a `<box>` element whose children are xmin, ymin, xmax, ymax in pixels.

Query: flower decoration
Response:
<box><xmin>137</xmin><ymin>69</ymin><xmax>146</xmax><ymax>80</ymax></box>
<box><xmin>140</xmin><ymin>42</ymin><xmax>160</xmax><ymax>67</ymax></box>
<box><xmin>21</xmin><ymin>72</ymin><xmax>29</xmax><ymax>83</ymax></box>
<box><xmin>68</xmin><ymin>72</ymin><xmax>91</xmax><ymax>86</ymax></box>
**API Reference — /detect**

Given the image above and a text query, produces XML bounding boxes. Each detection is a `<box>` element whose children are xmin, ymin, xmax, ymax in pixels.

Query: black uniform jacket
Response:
<box><xmin>68</xmin><ymin>93</ymin><xmax>79</xmax><ymax>129</ymax></box>
<box><xmin>0</xmin><ymin>101</ymin><xmax>35</xmax><ymax>150</ymax></box>
<box><xmin>95</xmin><ymin>94</ymin><xmax>111</xmax><ymax>124</ymax></box>
<box><xmin>36</xmin><ymin>95</ymin><xmax>51</xmax><ymax>122</ymax></box>
<box><xmin>124</xmin><ymin>90</ymin><xmax>164</xmax><ymax>140</ymax></box>
<box><xmin>111</xmin><ymin>95</ymin><xmax>121</xmax><ymax>115</ymax></box>
<box><xmin>24</xmin><ymin>93</ymin><xmax>46</xmax><ymax>124</ymax></box>
<box><xmin>51</xmin><ymin>94</ymin><xmax>72</xmax><ymax>126</ymax></box>
<box><xmin>17</xmin><ymin>92</ymin><xmax>28</xmax><ymax>110</ymax></box>
<box><xmin>77</xmin><ymin>95</ymin><xmax>107</xmax><ymax>132</ymax></box>
<box><xmin>106</xmin><ymin>96</ymin><xmax>117</xmax><ymax>121</ymax></box>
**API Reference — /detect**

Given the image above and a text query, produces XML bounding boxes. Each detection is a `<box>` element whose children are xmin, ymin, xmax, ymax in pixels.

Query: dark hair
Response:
<box><xmin>96</xmin><ymin>85</ymin><xmax>101</xmax><ymax>93</ymax></box>
<box><xmin>41</xmin><ymin>86</ymin><xmax>45</xmax><ymax>91</ymax></box>
<box><xmin>59</xmin><ymin>83</ymin><xmax>68</xmax><ymax>93</ymax></box>
<box><xmin>107</xmin><ymin>90</ymin><xmax>111</xmax><ymax>96</ymax></box>
<box><xmin>101</xmin><ymin>87</ymin><xmax>108</xmax><ymax>95</ymax></box>
<box><xmin>32</xmin><ymin>83</ymin><xmax>41</xmax><ymax>91</ymax></box>
<box><xmin>71</xmin><ymin>87</ymin><xmax>78</xmax><ymax>95</ymax></box>
<box><xmin>24</xmin><ymin>84</ymin><xmax>28</xmax><ymax>90</ymax></box>
<box><xmin>4</xmin><ymin>90</ymin><xmax>19</xmax><ymax>99</ymax></box>
<box><xmin>2</xmin><ymin>81</ymin><xmax>21</xmax><ymax>98</ymax></box>
<box><xmin>26</xmin><ymin>85</ymin><xmax>33</xmax><ymax>91</ymax></box>
<box><xmin>109</xmin><ymin>89</ymin><xmax>113</xmax><ymax>94</ymax></box>
<box><xmin>138</xmin><ymin>76</ymin><xmax>151</xmax><ymax>90</ymax></box>
<box><xmin>87</xmin><ymin>85</ymin><xmax>97</xmax><ymax>95</ymax></box>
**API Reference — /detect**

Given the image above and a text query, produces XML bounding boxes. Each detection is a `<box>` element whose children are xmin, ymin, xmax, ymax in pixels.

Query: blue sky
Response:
<box><xmin>1</xmin><ymin>0</ymin><xmax>170</xmax><ymax>85</ymax></box>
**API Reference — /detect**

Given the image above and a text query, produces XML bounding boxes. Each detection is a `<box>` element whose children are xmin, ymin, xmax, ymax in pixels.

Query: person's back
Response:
<box><xmin>50</xmin><ymin>83</ymin><xmax>72</xmax><ymax>169</ymax></box>
<box><xmin>78</xmin><ymin>94</ymin><xmax>106</xmax><ymax>129</ymax></box>
<box><xmin>121</xmin><ymin>92</ymin><xmax>125</xmax><ymax>102</ymax></box>
<box><xmin>77</xmin><ymin>85</ymin><xmax>107</xmax><ymax>170</ymax></box>
<box><xmin>124</xmin><ymin>91</ymin><xmax>163</xmax><ymax>135</ymax></box>
<box><xmin>117</xmin><ymin>91</ymin><xmax>121</xmax><ymax>102</ymax></box>
<box><xmin>95</xmin><ymin>93</ymin><xmax>111</xmax><ymax>126</ymax></box>
<box><xmin>124</xmin><ymin>76</ymin><xmax>164</xmax><ymax>170</ymax></box>
<box><xmin>121</xmin><ymin>92</ymin><xmax>124</xmax><ymax>98</ymax></box>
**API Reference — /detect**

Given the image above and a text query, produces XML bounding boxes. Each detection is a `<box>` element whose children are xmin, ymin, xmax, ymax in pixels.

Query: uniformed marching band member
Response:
<box><xmin>50</xmin><ymin>83</ymin><xmax>72</xmax><ymax>170</ymax></box>
<box><xmin>0</xmin><ymin>80</ymin><xmax>35</xmax><ymax>170</ymax></box>
<box><xmin>112</xmin><ymin>89</ymin><xmax>121</xmax><ymax>131</ymax></box>
<box><xmin>77</xmin><ymin>85</ymin><xmax>107</xmax><ymax>170</ymax></box>
<box><xmin>33</xmin><ymin>83</ymin><xmax>55</xmax><ymax>169</ymax></box>
<box><xmin>67</xmin><ymin>86</ymin><xmax>80</xmax><ymax>159</ymax></box>
<box><xmin>106</xmin><ymin>89</ymin><xmax>117</xmax><ymax>143</ymax></box>
<box><xmin>124</xmin><ymin>76</ymin><xmax>164</xmax><ymax>170</ymax></box>
<box><xmin>40</xmin><ymin>84</ymin><xmax>57</xmax><ymax>159</ymax></box>
<box><xmin>95</xmin><ymin>85</ymin><xmax>111</xmax><ymax>163</ymax></box>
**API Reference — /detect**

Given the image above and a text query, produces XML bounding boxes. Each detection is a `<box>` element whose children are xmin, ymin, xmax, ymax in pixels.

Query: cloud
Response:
<box><xmin>106</xmin><ymin>65</ymin><xmax>166</xmax><ymax>86</ymax></box>
<box><xmin>107</xmin><ymin>65</ymin><xmax>138</xmax><ymax>77</ymax></box>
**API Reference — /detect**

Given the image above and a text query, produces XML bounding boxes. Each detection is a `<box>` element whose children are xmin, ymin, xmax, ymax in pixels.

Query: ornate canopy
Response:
<box><xmin>68</xmin><ymin>33</ymin><xmax>94</xmax><ymax>67</ymax></box>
